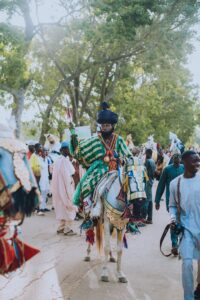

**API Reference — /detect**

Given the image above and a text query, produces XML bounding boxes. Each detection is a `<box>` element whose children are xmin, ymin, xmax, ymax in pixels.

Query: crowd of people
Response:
<box><xmin>26</xmin><ymin>138</ymin><xmax>82</xmax><ymax>235</ymax></box>
<box><xmin>126</xmin><ymin>136</ymin><xmax>200</xmax><ymax>300</ymax></box>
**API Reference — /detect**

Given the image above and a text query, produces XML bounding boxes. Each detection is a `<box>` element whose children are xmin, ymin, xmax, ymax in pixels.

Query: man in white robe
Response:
<box><xmin>51</xmin><ymin>141</ymin><xmax>77</xmax><ymax>235</ymax></box>
<box><xmin>169</xmin><ymin>150</ymin><xmax>200</xmax><ymax>300</ymax></box>
<box><xmin>39</xmin><ymin>147</ymin><xmax>50</xmax><ymax>212</ymax></box>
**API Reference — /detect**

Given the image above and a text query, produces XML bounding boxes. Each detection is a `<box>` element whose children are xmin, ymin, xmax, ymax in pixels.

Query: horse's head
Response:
<box><xmin>0</xmin><ymin>138</ymin><xmax>39</xmax><ymax>219</ymax></box>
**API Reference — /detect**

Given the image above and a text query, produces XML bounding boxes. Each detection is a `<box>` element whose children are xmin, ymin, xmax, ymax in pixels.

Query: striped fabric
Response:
<box><xmin>70</xmin><ymin>134</ymin><xmax>132</xmax><ymax>205</ymax></box>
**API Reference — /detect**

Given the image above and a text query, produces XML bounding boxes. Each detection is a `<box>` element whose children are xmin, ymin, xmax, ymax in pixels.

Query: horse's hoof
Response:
<box><xmin>101</xmin><ymin>275</ymin><xmax>109</xmax><ymax>282</ymax></box>
<box><xmin>109</xmin><ymin>257</ymin><xmax>116</xmax><ymax>263</ymax></box>
<box><xmin>84</xmin><ymin>256</ymin><xmax>91</xmax><ymax>262</ymax></box>
<box><xmin>118</xmin><ymin>276</ymin><xmax>128</xmax><ymax>283</ymax></box>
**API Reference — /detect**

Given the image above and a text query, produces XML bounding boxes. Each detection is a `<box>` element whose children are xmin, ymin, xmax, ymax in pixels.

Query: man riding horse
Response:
<box><xmin>70</xmin><ymin>102</ymin><xmax>144</xmax><ymax>283</ymax></box>
<box><xmin>70</xmin><ymin>101</ymin><xmax>132</xmax><ymax>209</ymax></box>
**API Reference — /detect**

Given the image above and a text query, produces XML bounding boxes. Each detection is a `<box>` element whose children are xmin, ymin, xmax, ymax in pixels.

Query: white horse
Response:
<box><xmin>82</xmin><ymin>158</ymin><xmax>143</xmax><ymax>283</ymax></box>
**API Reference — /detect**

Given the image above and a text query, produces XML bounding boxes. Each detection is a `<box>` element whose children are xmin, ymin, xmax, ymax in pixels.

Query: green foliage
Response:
<box><xmin>0</xmin><ymin>0</ymin><xmax>200</xmax><ymax>144</ymax></box>
<box><xmin>0</xmin><ymin>23</ymin><xmax>29</xmax><ymax>89</ymax></box>
<box><xmin>114</xmin><ymin>66</ymin><xmax>197</xmax><ymax>146</ymax></box>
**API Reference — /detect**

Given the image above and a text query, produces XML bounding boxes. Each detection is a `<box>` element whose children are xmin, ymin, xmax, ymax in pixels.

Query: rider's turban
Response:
<box><xmin>97</xmin><ymin>102</ymin><xmax>118</xmax><ymax>125</ymax></box>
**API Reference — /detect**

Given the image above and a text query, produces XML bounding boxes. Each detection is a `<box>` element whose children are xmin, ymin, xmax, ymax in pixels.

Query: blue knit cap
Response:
<box><xmin>61</xmin><ymin>141</ymin><xmax>69</xmax><ymax>148</ymax></box>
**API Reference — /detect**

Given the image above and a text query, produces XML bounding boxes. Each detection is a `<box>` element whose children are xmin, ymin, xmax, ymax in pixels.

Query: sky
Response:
<box><xmin>0</xmin><ymin>1</ymin><xmax>200</xmax><ymax>122</ymax></box>
<box><xmin>187</xmin><ymin>24</ymin><xmax>200</xmax><ymax>86</ymax></box>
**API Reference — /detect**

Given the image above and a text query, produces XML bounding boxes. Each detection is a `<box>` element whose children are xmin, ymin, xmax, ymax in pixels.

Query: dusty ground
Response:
<box><xmin>0</xmin><ymin>197</ymin><xmax>196</xmax><ymax>300</ymax></box>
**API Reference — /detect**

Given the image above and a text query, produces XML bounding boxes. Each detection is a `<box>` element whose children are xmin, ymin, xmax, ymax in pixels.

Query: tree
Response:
<box><xmin>113</xmin><ymin>63</ymin><xmax>198</xmax><ymax>145</ymax></box>
<box><xmin>35</xmin><ymin>0</ymin><xmax>199</xmax><ymax>129</ymax></box>
<box><xmin>0</xmin><ymin>0</ymin><xmax>35</xmax><ymax>137</ymax></box>
<box><xmin>1</xmin><ymin>0</ymin><xmax>200</xmax><ymax>144</ymax></box>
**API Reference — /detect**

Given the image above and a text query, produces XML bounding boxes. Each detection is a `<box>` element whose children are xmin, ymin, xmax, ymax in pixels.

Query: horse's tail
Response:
<box><xmin>95</xmin><ymin>218</ymin><xmax>103</xmax><ymax>253</ymax></box>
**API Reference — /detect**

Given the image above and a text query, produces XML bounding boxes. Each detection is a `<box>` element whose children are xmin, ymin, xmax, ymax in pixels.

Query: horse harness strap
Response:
<box><xmin>160</xmin><ymin>224</ymin><xmax>172</xmax><ymax>257</ymax></box>
<box><xmin>160</xmin><ymin>177</ymin><xmax>182</xmax><ymax>257</ymax></box>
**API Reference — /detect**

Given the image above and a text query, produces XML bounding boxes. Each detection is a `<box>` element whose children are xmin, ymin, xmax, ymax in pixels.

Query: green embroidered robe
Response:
<box><xmin>70</xmin><ymin>134</ymin><xmax>131</xmax><ymax>206</ymax></box>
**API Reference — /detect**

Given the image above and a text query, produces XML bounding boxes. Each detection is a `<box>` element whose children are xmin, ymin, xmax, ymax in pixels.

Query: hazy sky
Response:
<box><xmin>187</xmin><ymin>25</ymin><xmax>200</xmax><ymax>85</ymax></box>
<box><xmin>0</xmin><ymin>1</ymin><xmax>200</xmax><ymax>122</ymax></box>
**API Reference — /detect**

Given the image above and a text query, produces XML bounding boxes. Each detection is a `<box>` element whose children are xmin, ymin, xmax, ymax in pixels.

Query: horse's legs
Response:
<box><xmin>101</xmin><ymin>212</ymin><xmax>110</xmax><ymax>282</ymax></box>
<box><xmin>84</xmin><ymin>243</ymin><xmax>91</xmax><ymax>262</ymax></box>
<box><xmin>117</xmin><ymin>229</ymin><xmax>128</xmax><ymax>283</ymax></box>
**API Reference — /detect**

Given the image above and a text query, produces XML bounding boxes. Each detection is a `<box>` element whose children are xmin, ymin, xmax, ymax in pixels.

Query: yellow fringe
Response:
<box><xmin>95</xmin><ymin>220</ymin><xmax>104</xmax><ymax>254</ymax></box>
<box><xmin>117</xmin><ymin>230</ymin><xmax>123</xmax><ymax>242</ymax></box>
<box><xmin>123</xmin><ymin>175</ymin><xmax>129</xmax><ymax>193</ymax></box>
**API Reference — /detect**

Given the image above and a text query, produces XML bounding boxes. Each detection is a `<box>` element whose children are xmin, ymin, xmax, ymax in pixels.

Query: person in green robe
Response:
<box><xmin>155</xmin><ymin>153</ymin><xmax>184</xmax><ymax>254</ymax></box>
<box><xmin>70</xmin><ymin>102</ymin><xmax>132</xmax><ymax>207</ymax></box>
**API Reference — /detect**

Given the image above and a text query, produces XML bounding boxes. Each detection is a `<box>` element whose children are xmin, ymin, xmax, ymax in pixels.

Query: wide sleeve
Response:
<box><xmin>70</xmin><ymin>136</ymin><xmax>105</xmax><ymax>168</ymax></box>
<box><xmin>155</xmin><ymin>168</ymin><xmax>167</xmax><ymax>204</ymax></box>
<box><xmin>117</xmin><ymin>136</ymin><xmax>132</xmax><ymax>158</ymax></box>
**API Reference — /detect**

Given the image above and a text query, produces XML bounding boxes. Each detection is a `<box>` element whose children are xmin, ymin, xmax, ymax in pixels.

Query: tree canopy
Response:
<box><xmin>0</xmin><ymin>0</ymin><xmax>200</xmax><ymax>146</ymax></box>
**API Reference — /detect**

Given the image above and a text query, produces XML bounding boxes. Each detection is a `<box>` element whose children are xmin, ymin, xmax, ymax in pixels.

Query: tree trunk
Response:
<box><xmin>39</xmin><ymin>117</ymin><xmax>51</xmax><ymax>145</ymax></box>
<box><xmin>39</xmin><ymin>81</ymin><xmax>64</xmax><ymax>144</ymax></box>
<box><xmin>12</xmin><ymin>88</ymin><xmax>25</xmax><ymax>138</ymax></box>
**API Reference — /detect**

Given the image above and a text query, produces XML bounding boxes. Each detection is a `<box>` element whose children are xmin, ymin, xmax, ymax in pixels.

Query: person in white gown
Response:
<box><xmin>169</xmin><ymin>151</ymin><xmax>200</xmax><ymax>300</ymax></box>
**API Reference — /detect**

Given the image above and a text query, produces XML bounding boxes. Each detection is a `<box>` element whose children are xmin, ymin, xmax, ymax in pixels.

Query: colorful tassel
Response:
<box><xmin>80</xmin><ymin>219</ymin><xmax>93</xmax><ymax>234</ymax></box>
<box><xmin>86</xmin><ymin>229</ymin><xmax>95</xmax><ymax>246</ymax></box>
<box><xmin>126</xmin><ymin>222</ymin><xmax>140</xmax><ymax>235</ymax></box>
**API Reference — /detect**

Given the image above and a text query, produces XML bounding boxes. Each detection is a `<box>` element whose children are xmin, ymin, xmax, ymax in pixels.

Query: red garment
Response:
<box><xmin>27</xmin><ymin>151</ymin><xmax>33</xmax><ymax>160</ymax></box>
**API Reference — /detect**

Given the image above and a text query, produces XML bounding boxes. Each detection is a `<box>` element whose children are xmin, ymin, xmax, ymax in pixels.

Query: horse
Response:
<box><xmin>81</xmin><ymin>157</ymin><xmax>145</xmax><ymax>283</ymax></box>
<box><xmin>0</xmin><ymin>123</ymin><xmax>40</xmax><ymax>274</ymax></box>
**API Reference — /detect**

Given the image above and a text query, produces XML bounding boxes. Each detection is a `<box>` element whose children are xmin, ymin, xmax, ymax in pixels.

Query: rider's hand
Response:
<box><xmin>155</xmin><ymin>203</ymin><xmax>160</xmax><ymax>210</ymax></box>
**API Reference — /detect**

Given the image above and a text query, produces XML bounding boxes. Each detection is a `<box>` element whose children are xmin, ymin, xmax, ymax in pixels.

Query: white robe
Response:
<box><xmin>51</xmin><ymin>156</ymin><xmax>77</xmax><ymax>221</ymax></box>
<box><xmin>169</xmin><ymin>173</ymin><xmax>200</xmax><ymax>259</ymax></box>
<box><xmin>39</xmin><ymin>157</ymin><xmax>50</xmax><ymax>191</ymax></box>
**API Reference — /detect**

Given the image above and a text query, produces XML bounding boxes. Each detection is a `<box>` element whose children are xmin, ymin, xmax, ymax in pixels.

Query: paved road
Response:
<box><xmin>0</xmin><ymin>198</ymin><xmax>195</xmax><ymax>300</ymax></box>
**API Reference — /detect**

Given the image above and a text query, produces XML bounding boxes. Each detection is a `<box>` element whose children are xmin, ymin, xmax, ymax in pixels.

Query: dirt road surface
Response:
<box><xmin>0</xmin><ymin>199</ymin><xmax>195</xmax><ymax>300</ymax></box>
